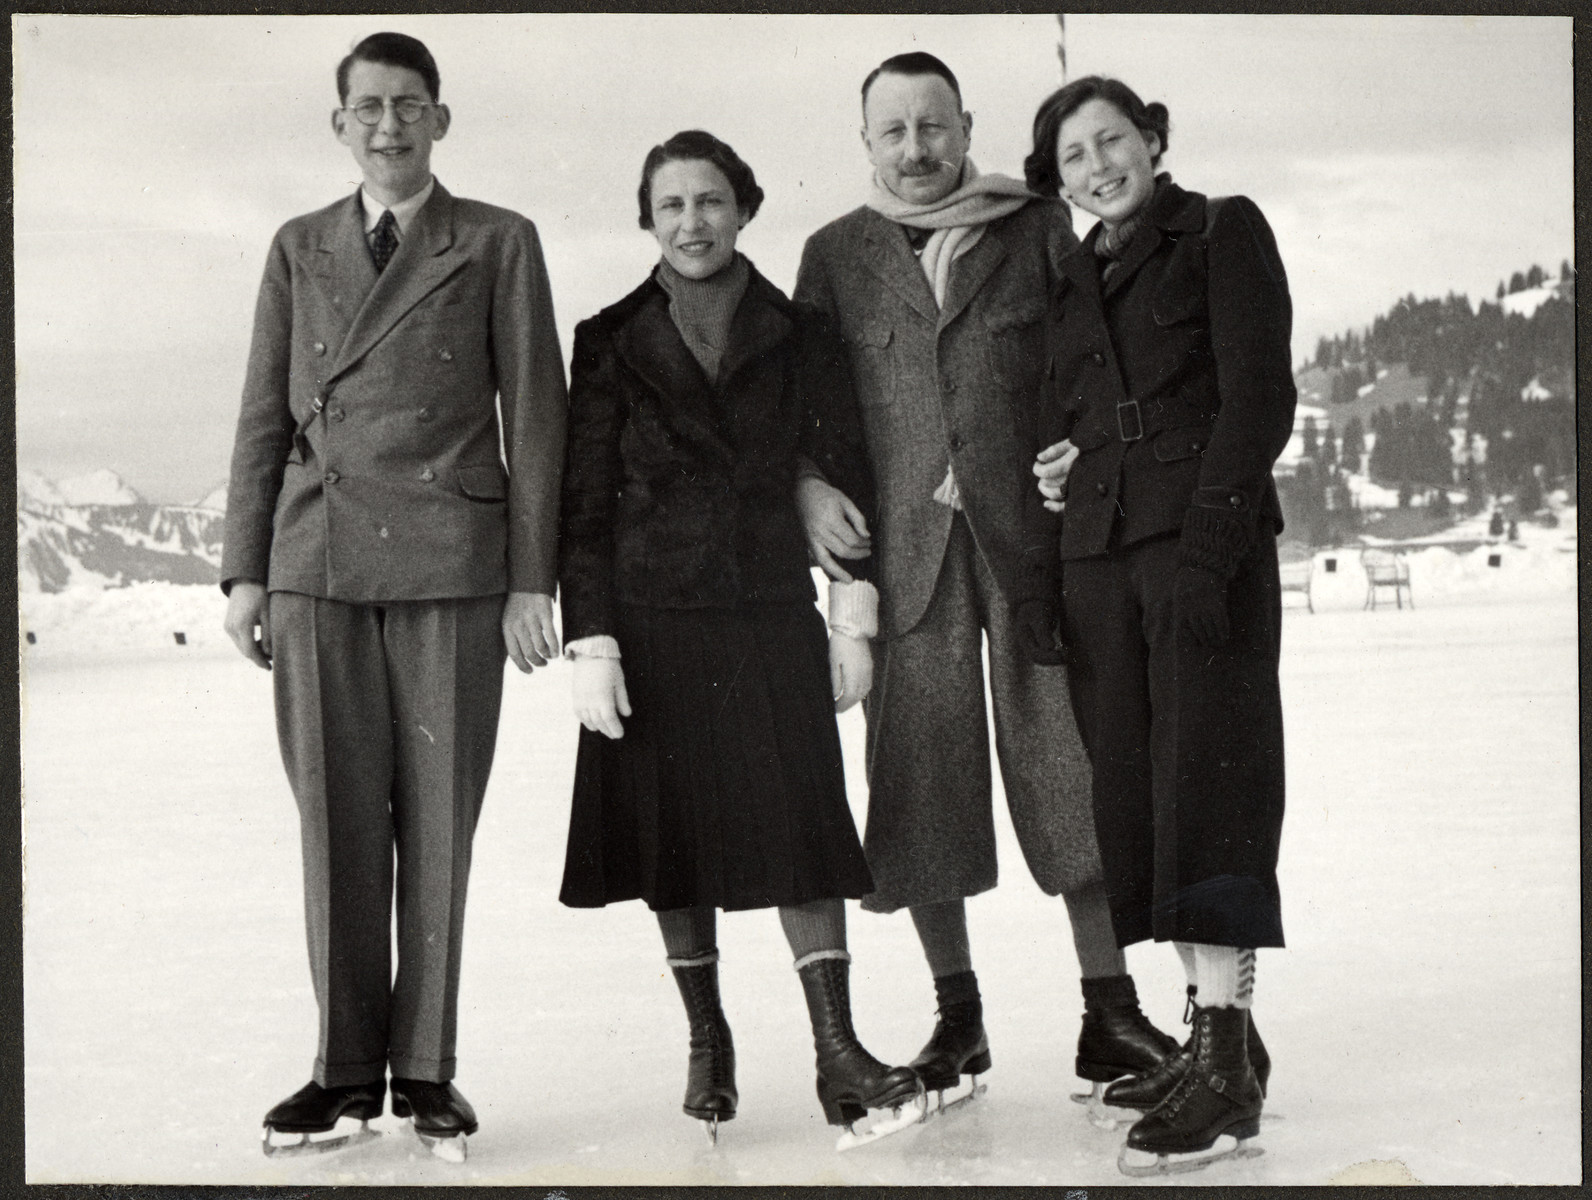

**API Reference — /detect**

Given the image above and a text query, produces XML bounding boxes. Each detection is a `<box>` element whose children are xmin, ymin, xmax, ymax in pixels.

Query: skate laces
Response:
<box><xmin>1182</xmin><ymin>985</ymin><xmax>1198</xmax><ymax>1025</ymax></box>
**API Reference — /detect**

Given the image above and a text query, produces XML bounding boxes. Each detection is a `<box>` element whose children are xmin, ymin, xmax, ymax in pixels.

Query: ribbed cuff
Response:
<box><xmin>565</xmin><ymin>634</ymin><xmax>621</xmax><ymax>661</ymax></box>
<box><xmin>1179</xmin><ymin>504</ymin><xmax>1255</xmax><ymax>580</ymax></box>
<box><xmin>828</xmin><ymin>580</ymin><xmax>879</xmax><ymax>639</ymax></box>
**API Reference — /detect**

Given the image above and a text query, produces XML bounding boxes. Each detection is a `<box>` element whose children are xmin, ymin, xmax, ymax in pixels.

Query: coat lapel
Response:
<box><xmin>858</xmin><ymin>212</ymin><xmax>938</xmax><ymax>322</ymax></box>
<box><xmin>612</xmin><ymin>285</ymin><xmax>737</xmax><ymax>466</ymax></box>
<box><xmin>306</xmin><ymin>194</ymin><xmax>375</xmax><ymax>351</ymax></box>
<box><xmin>327</xmin><ymin>183</ymin><xmax>469</xmax><ymax>383</ymax></box>
<box><xmin>718</xmin><ymin>274</ymin><xmax>793</xmax><ymax>388</ymax></box>
<box><xmin>936</xmin><ymin>223</ymin><xmax>1008</xmax><ymax>331</ymax></box>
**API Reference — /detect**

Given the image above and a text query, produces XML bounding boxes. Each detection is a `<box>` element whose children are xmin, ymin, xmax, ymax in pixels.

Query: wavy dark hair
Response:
<box><xmin>1024</xmin><ymin>76</ymin><xmax>1169</xmax><ymax>198</ymax></box>
<box><xmin>337</xmin><ymin>32</ymin><xmax>440</xmax><ymax>105</ymax></box>
<box><xmin>637</xmin><ymin>130</ymin><xmax>765</xmax><ymax>231</ymax></box>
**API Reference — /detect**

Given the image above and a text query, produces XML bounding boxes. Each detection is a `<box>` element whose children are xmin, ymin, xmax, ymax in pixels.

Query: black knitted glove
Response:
<box><xmin>1178</xmin><ymin>489</ymin><xmax>1257</xmax><ymax>580</ymax></box>
<box><xmin>1014</xmin><ymin>597</ymin><xmax>1068</xmax><ymax>666</ymax></box>
<box><xmin>1174</xmin><ymin>564</ymin><xmax>1231</xmax><ymax>647</ymax></box>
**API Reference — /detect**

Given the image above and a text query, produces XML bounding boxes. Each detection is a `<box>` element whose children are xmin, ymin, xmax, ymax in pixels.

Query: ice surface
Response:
<box><xmin>19</xmin><ymin>561</ymin><xmax>1579</xmax><ymax>1184</ymax></box>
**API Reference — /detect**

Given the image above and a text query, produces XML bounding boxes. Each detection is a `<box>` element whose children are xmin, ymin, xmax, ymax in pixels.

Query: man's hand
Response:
<box><xmin>1034</xmin><ymin>439</ymin><xmax>1080</xmax><ymax>514</ymax></box>
<box><xmin>503</xmin><ymin>591</ymin><xmax>559</xmax><ymax>672</ymax></box>
<box><xmin>797</xmin><ymin>476</ymin><xmax>872</xmax><ymax>582</ymax></box>
<box><xmin>223</xmin><ymin>581</ymin><xmax>272</xmax><ymax>669</ymax></box>
<box><xmin>573</xmin><ymin>657</ymin><xmax>631</xmax><ymax>738</ymax></box>
<box><xmin>829</xmin><ymin>633</ymin><xmax>873</xmax><ymax>713</ymax></box>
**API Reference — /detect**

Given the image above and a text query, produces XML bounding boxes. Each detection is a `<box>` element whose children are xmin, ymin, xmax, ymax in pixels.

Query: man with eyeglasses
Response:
<box><xmin>222</xmin><ymin>31</ymin><xmax>567</xmax><ymax>1161</ymax></box>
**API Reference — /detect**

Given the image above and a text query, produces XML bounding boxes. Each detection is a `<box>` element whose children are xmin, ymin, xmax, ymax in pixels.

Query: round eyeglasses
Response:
<box><xmin>344</xmin><ymin>98</ymin><xmax>435</xmax><ymax>126</ymax></box>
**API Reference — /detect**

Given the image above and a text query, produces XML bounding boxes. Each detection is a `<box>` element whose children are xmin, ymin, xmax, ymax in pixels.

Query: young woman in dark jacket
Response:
<box><xmin>1022</xmin><ymin>78</ymin><xmax>1296</xmax><ymax>1174</ymax></box>
<box><xmin>556</xmin><ymin>130</ymin><xmax>921</xmax><ymax>1145</ymax></box>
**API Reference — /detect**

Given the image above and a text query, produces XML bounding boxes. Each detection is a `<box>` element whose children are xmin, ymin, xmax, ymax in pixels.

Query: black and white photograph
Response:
<box><xmin>13</xmin><ymin>10</ymin><xmax>1579</xmax><ymax>1188</ymax></box>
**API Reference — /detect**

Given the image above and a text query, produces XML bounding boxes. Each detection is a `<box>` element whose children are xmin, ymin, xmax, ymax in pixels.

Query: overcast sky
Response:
<box><xmin>13</xmin><ymin>13</ymin><xmax>1572</xmax><ymax>503</ymax></box>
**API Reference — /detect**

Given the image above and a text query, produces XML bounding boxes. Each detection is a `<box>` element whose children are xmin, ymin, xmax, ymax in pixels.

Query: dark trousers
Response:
<box><xmin>270</xmin><ymin>591</ymin><xmax>506</xmax><ymax>1086</ymax></box>
<box><xmin>1061</xmin><ymin>531</ymin><xmax>1286</xmax><ymax>949</ymax></box>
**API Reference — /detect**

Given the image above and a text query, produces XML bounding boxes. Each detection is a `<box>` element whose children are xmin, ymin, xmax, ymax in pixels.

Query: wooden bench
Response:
<box><xmin>1277</xmin><ymin>557</ymin><xmax>1314</xmax><ymax>612</ymax></box>
<box><xmin>1361</xmin><ymin>548</ymin><xmax>1413</xmax><ymax>610</ymax></box>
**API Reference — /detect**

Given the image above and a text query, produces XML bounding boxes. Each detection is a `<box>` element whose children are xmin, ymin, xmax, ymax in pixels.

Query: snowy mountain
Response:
<box><xmin>17</xmin><ymin>471</ymin><xmax>224</xmax><ymax>593</ymax></box>
<box><xmin>55</xmin><ymin>468</ymin><xmax>142</xmax><ymax>506</ymax></box>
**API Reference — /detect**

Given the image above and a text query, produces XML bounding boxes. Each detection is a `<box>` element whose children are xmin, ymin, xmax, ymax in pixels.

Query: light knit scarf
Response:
<box><xmin>865</xmin><ymin>158</ymin><xmax>1032</xmax><ymax>306</ymax></box>
<box><xmin>654</xmin><ymin>253</ymin><xmax>751</xmax><ymax>384</ymax></box>
<box><xmin>866</xmin><ymin>158</ymin><xmax>1032</xmax><ymax>511</ymax></box>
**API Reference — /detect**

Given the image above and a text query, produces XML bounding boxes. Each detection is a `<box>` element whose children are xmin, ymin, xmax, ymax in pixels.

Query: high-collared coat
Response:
<box><xmin>221</xmin><ymin>182</ymin><xmax>567</xmax><ymax>600</ymax></box>
<box><xmin>793</xmin><ymin>200</ymin><xmax>1075</xmax><ymax>640</ymax></box>
<box><xmin>557</xmin><ymin>263</ymin><xmax>874</xmax><ymax>644</ymax></box>
<box><xmin>1039</xmin><ymin>183</ymin><xmax>1295</xmax><ymax>561</ymax></box>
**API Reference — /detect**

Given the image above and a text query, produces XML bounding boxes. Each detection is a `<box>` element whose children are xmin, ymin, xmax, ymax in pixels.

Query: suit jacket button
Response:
<box><xmin>438</xmin><ymin>348</ymin><xmax>454</xmax><ymax>363</ymax></box>
<box><xmin>323</xmin><ymin>471</ymin><xmax>339</xmax><ymax>485</ymax></box>
<box><xmin>329</xmin><ymin>407</ymin><xmax>346</xmax><ymax>422</ymax></box>
<box><xmin>1191</xmin><ymin>440</ymin><xmax>1203</xmax><ymax>451</ymax></box>
<box><xmin>312</xmin><ymin>341</ymin><xmax>327</xmax><ymax>355</ymax></box>
<box><xmin>1096</xmin><ymin>482</ymin><xmax>1108</xmax><ymax>497</ymax></box>
<box><xmin>420</xmin><ymin>468</ymin><xmax>436</xmax><ymax>483</ymax></box>
<box><xmin>417</xmin><ymin>406</ymin><xmax>434</xmax><ymax>422</ymax></box>
<box><xmin>949</xmin><ymin>434</ymin><xmax>964</xmax><ymax>451</ymax></box>
<box><xmin>1230</xmin><ymin>495</ymin><xmax>1244</xmax><ymax>508</ymax></box>
<box><xmin>1092</xmin><ymin>352</ymin><xmax>1105</xmax><ymax>366</ymax></box>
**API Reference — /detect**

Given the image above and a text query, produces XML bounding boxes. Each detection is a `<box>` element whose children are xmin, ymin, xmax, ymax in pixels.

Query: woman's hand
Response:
<box><xmin>1034</xmin><ymin>439</ymin><xmax>1079</xmax><ymax>513</ymax></box>
<box><xmin>829</xmin><ymin>633</ymin><xmax>873</xmax><ymax>713</ymax></box>
<box><xmin>574</xmin><ymin>658</ymin><xmax>632</xmax><ymax>738</ymax></box>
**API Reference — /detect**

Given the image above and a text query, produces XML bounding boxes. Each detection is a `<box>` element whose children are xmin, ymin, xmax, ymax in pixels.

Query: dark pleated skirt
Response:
<box><xmin>559</xmin><ymin>601</ymin><xmax>875</xmax><ymax>912</ymax></box>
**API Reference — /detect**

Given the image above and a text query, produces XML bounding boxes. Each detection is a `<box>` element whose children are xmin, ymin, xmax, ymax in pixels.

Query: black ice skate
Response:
<box><xmin>909</xmin><ymin>998</ymin><xmax>990</xmax><ymax>1118</ymax></box>
<box><xmin>1102</xmin><ymin>987</ymin><xmax>1271</xmax><ymax>1126</ymax></box>
<box><xmin>1117</xmin><ymin>1005</ymin><xmax>1266</xmax><ymax>1177</ymax></box>
<box><xmin>1070</xmin><ymin>974</ymin><xmax>1179</xmax><ymax>1129</ymax></box>
<box><xmin>261</xmin><ymin>1079</ymin><xmax>384</xmax><ymax>1158</ymax></box>
<box><xmin>670</xmin><ymin>957</ymin><xmax>738</xmax><ymax>1145</ymax></box>
<box><xmin>797</xmin><ymin>954</ymin><xmax>927</xmax><ymax>1151</ymax></box>
<box><xmin>391</xmin><ymin>1077</ymin><xmax>478</xmax><ymax>1163</ymax></box>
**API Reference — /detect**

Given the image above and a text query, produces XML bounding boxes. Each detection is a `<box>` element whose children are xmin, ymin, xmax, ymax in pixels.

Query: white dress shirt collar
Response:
<box><xmin>359</xmin><ymin>176</ymin><xmax>436</xmax><ymax>235</ymax></box>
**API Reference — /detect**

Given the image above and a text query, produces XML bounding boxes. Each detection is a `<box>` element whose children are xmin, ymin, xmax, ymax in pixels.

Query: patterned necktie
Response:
<box><xmin>370</xmin><ymin>209</ymin><xmax>399</xmax><ymax>273</ymax></box>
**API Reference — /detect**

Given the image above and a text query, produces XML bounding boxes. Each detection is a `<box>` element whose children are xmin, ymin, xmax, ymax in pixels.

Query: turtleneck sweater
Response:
<box><xmin>654</xmin><ymin>252</ymin><xmax>751</xmax><ymax>384</ymax></box>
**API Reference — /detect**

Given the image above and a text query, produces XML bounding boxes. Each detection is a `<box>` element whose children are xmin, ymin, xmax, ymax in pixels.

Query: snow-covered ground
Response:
<box><xmin>19</xmin><ymin>544</ymin><xmax>1579</xmax><ymax>1185</ymax></box>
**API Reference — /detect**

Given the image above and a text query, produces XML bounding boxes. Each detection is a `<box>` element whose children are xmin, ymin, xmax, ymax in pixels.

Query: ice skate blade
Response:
<box><xmin>834</xmin><ymin>1089</ymin><xmax>929</xmax><ymax>1152</ymax></box>
<box><xmin>702</xmin><ymin>1115</ymin><xmax>719</xmax><ymax>1147</ymax></box>
<box><xmin>1068</xmin><ymin>1081</ymin><xmax>1136</xmax><ymax>1131</ymax></box>
<box><xmin>409</xmin><ymin>1123</ymin><xmax>469</xmax><ymax>1163</ymax></box>
<box><xmin>1117</xmin><ymin>1134</ymin><xmax>1264</xmax><ymax>1177</ymax></box>
<box><xmin>925</xmin><ymin>1074</ymin><xmax>987</xmax><ymax>1120</ymax></box>
<box><xmin>262</xmin><ymin>1118</ymin><xmax>380</xmax><ymax>1158</ymax></box>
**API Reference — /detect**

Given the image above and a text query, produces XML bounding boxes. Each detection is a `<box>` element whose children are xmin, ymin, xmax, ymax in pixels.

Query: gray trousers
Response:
<box><xmin>860</xmin><ymin>516</ymin><xmax>1103</xmax><ymax>913</ymax></box>
<box><xmin>270</xmin><ymin>592</ymin><xmax>506</xmax><ymax>1086</ymax></box>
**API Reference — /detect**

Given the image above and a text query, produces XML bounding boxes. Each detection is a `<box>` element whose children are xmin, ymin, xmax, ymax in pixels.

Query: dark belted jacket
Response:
<box><xmin>1032</xmin><ymin>182</ymin><xmax>1296</xmax><ymax>579</ymax></box>
<box><xmin>558</xmin><ymin>262</ymin><xmax>875</xmax><ymax>644</ymax></box>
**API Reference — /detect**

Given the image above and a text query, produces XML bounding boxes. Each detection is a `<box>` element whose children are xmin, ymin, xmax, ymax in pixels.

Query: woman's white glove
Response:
<box><xmin>829</xmin><ymin>633</ymin><xmax>873</xmax><ymax>713</ymax></box>
<box><xmin>573</xmin><ymin>657</ymin><xmax>631</xmax><ymax>739</ymax></box>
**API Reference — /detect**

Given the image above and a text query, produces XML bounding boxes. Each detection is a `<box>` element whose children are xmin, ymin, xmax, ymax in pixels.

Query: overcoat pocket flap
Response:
<box><xmin>456</xmin><ymin>463</ymin><xmax>508</xmax><ymax>499</ymax></box>
<box><xmin>984</xmin><ymin>298</ymin><xmax>1047</xmax><ymax>332</ymax></box>
<box><xmin>846</xmin><ymin>321</ymin><xmax>892</xmax><ymax>348</ymax></box>
<box><xmin>1153</xmin><ymin>426</ymin><xmax>1211</xmax><ymax>463</ymax></box>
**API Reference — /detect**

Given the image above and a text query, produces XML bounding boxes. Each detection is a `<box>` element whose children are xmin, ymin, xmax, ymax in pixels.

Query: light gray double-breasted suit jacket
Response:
<box><xmin>222</xmin><ymin>181</ymin><xmax>567</xmax><ymax>600</ymax></box>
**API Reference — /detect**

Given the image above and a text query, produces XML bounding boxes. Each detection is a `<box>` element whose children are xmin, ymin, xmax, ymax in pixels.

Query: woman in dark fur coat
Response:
<box><xmin>556</xmin><ymin>130</ymin><xmax>921</xmax><ymax>1144</ymax></box>
<box><xmin>1022</xmin><ymin>78</ymin><xmax>1296</xmax><ymax>1174</ymax></box>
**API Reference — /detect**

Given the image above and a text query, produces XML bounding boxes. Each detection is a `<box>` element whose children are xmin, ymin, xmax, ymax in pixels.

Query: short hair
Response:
<box><xmin>860</xmin><ymin>52</ymin><xmax>962</xmax><ymax>117</ymax></box>
<box><xmin>337</xmin><ymin>32</ymin><xmax>440</xmax><ymax>105</ymax></box>
<box><xmin>1024</xmin><ymin>76</ymin><xmax>1170</xmax><ymax>198</ymax></box>
<box><xmin>636</xmin><ymin>130</ymin><xmax>765</xmax><ymax>231</ymax></box>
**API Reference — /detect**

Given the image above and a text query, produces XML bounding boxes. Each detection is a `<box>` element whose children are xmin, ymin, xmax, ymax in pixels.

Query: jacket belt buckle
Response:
<box><xmin>1116</xmin><ymin>400</ymin><xmax>1144</xmax><ymax>442</ymax></box>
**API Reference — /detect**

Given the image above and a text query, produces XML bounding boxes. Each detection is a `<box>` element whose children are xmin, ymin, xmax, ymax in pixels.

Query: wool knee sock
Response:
<box><xmin>909</xmin><ymin>898</ymin><xmax>973</xmax><ymax>979</ymax></box>
<box><xmin>779</xmin><ymin>898</ymin><xmax>848</xmax><ymax>969</ymax></box>
<box><xmin>1191</xmin><ymin>943</ymin><xmax>1256</xmax><ymax>1009</ymax></box>
<box><xmin>1062</xmin><ymin>881</ymin><xmax>1127</xmax><ymax>978</ymax></box>
<box><xmin>658</xmin><ymin>906</ymin><xmax>718</xmax><ymax>965</ymax></box>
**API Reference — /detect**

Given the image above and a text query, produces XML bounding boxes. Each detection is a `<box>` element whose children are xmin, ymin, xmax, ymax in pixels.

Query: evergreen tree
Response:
<box><xmin>1301</xmin><ymin>416</ymin><xmax>1320</xmax><ymax>461</ymax></box>
<box><xmin>1341</xmin><ymin>416</ymin><xmax>1366</xmax><ymax>473</ymax></box>
<box><xmin>1525</xmin><ymin>264</ymin><xmax>1545</xmax><ymax>289</ymax></box>
<box><xmin>1508</xmin><ymin>271</ymin><xmax>1526</xmax><ymax>294</ymax></box>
